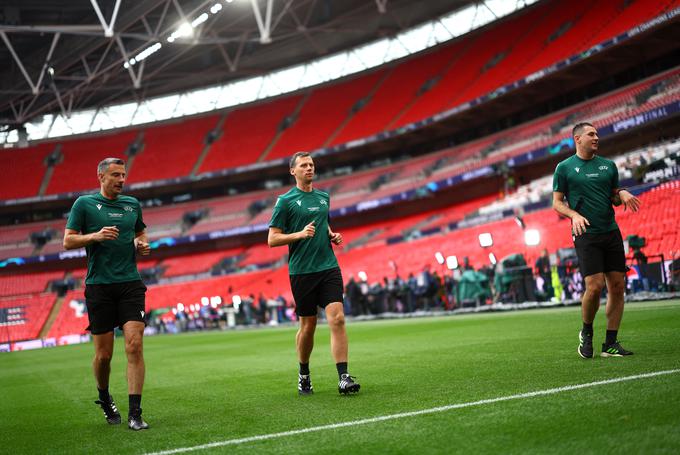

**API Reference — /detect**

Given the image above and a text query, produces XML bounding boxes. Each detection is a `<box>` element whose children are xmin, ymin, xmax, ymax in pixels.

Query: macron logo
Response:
<box><xmin>96</xmin><ymin>204</ymin><xmax>102</xmax><ymax>210</ymax></box>
<box><xmin>140</xmin><ymin>311</ymin><xmax>145</xmax><ymax>318</ymax></box>
<box><xmin>574</xmin><ymin>167</ymin><xmax>580</xmax><ymax>173</ymax></box>
<box><xmin>296</xmin><ymin>200</ymin><xmax>302</xmax><ymax>206</ymax></box>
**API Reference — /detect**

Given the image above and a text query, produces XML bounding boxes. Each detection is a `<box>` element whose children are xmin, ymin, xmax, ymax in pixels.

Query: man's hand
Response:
<box><xmin>92</xmin><ymin>226</ymin><xmax>119</xmax><ymax>242</ymax></box>
<box><xmin>618</xmin><ymin>190</ymin><xmax>641</xmax><ymax>212</ymax></box>
<box><xmin>298</xmin><ymin>221</ymin><xmax>316</xmax><ymax>240</ymax></box>
<box><xmin>329</xmin><ymin>231</ymin><xmax>343</xmax><ymax>245</ymax></box>
<box><xmin>571</xmin><ymin>213</ymin><xmax>590</xmax><ymax>236</ymax></box>
<box><xmin>135</xmin><ymin>238</ymin><xmax>151</xmax><ymax>256</ymax></box>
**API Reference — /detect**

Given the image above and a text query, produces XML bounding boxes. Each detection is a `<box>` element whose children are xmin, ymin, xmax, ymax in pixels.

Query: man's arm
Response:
<box><xmin>611</xmin><ymin>188</ymin><xmax>641</xmax><ymax>212</ymax></box>
<box><xmin>134</xmin><ymin>230</ymin><xmax>151</xmax><ymax>256</ymax></box>
<box><xmin>268</xmin><ymin>222</ymin><xmax>315</xmax><ymax>247</ymax></box>
<box><xmin>552</xmin><ymin>191</ymin><xmax>589</xmax><ymax>236</ymax></box>
<box><xmin>63</xmin><ymin>227</ymin><xmax>119</xmax><ymax>250</ymax></box>
<box><xmin>328</xmin><ymin>225</ymin><xmax>343</xmax><ymax>245</ymax></box>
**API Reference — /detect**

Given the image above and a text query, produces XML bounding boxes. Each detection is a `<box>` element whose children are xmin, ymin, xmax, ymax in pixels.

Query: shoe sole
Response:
<box><xmin>600</xmin><ymin>352</ymin><xmax>629</xmax><ymax>357</ymax></box>
<box><xmin>577</xmin><ymin>346</ymin><xmax>593</xmax><ymax>359</ymax></box>
<box><xmin>128</xmin><ymin>425</ymin><xmax>149</xmax><ymax>431</ymax></box>
<box><xmin>339</xmin><ymin>384</ymin><xmax>361</xmax><ymax>395</ymax></box>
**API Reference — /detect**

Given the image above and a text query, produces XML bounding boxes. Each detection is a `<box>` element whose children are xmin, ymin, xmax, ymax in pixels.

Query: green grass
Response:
<box><xmin>2</xmin><ymin>300</ymin><xmax>680</xmax><ymax>454</ymax></box>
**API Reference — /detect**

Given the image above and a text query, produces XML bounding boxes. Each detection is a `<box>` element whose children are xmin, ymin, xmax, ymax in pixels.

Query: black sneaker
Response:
<box><xmin>601</xmin><ymin>341</ymin><xmax>633</xmax><ymax>357</ymax></box>
<box><xmin>298</xmin><ymin>374</ymin><xmax>313</xmax><ymax>395</ymax></box>
<box><xmin>338</xmin><ymin>374</ymin><xmax>360</xmax><ymax>395</ymax></box>
<box><xmin>578</xmin><ymin>330</ymin><xmax>593</xmax><ymax>359</ymax></box>
<box><xmin>128</xmin><ymin>409</ymin><xmax>150</xmax><ymax>431</ymax></box>
<box><xmin>94</xmin><ymin>396</ymin><xmax>121</xmax><ymax>425</ymax></box>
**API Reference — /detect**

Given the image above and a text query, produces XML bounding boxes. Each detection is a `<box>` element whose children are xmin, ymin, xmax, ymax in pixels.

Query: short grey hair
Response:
<box><xmin>97</xmin><ymin>157</ymin><xmax>125</xmax><ymax>174</ymax></box>
<box><xmin>289</xmin><ymin>151</ymin><xmax>311</xmax><ymax>169</ymax></box>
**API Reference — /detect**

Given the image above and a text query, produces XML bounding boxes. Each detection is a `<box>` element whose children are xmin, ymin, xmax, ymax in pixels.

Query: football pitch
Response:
<box><xmin>2</xmin><ymin>300</ymin><xmax>680</xmax><ymax>454</ymax></box>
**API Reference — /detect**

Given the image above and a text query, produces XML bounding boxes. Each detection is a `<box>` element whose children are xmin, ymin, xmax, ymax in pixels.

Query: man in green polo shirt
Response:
<box><xmin>63</xmin><ymin>157</ymin><xmax>151</xmax><ymax>430</ymax></box>
<box><xmin>553</xmin><ymin>122</ymin><xmax>641</xmax><ymax>359</ymax></box>
<box><xmin>268</xmin><ymin>152</ymin><xmax>360</xmax><ymax>396</ymax></box>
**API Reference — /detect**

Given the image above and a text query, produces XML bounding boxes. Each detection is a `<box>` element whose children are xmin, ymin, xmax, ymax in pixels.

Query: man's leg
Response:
<box><xmin>93</xmin><ymin>332</ymin><xmax>114</xmax><ymax>390</ymax></box>
<box><xmin>604</xmin><ymin>271</ymin><xmax>626</xmax><ymax>331</ymax></box>
<box><xmin>325</xmin><ymin>302</ymin><xmax>347</xmax><ymax>364</ymax></box>
<box><xmin>601</xmin><ymin>271</ymin><xmax>633</xmax><ymax>356</ymax></box>
<box><xmin>296</xmin><ymin>316</ymin><xmax>317</xmax><ymax>364</ymax></box>
<box><xmin>123</xmin><ymin>321</ymin><xmax>145</xmax><ymax>395</ymax></box>
<box><xmin>578</xmin><ymin>273</ymin><xmax>604</xmax><ymax>358</ymax></box>
<box><xmin>326</xmin><ymin>302</ymin><xmax>360</xmax><ymax>394</ymax></box>
<box><xmin>92</xmin><ymin>332</ymin><xmax>121</xmax><ymax>424</ymax></box>
<box><xmin>582</xmin><ymin>273</ymin><xmax>605</xmax><ymax>324</ymax></box>
<box><xmin>123</xmin><ymin>321</ymin><xmax>149</xmax><ymax>429</ymax></box>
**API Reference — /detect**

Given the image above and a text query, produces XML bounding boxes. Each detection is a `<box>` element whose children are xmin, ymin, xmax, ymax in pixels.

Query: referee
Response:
<box><xmin>63</xmin><ymin>158</ymin><xmax>151</xmax><ymax>430</ymax></box>
<box><xmin>552</xmin><ymin>123</ymin><xmax>641</xmax><ymax>359</ymax></box>
<box><xmin>268</xmin><ymin>152</ymin><xmax>360</xmax><ymax>395</ymax></box>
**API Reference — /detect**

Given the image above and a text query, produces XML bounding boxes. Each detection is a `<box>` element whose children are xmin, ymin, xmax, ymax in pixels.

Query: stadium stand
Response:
<box><xmin>160</xmin><ymin>247</ymin><xmax>244</xmax><ymax>277</ymax></box>
<box><xmin>46</xmin><ymin>131</ymin><xmax>137</xmax><ymax>195</ymax></box>
<box><xmin>0</xmin><ymin>270</ymin><xmax>65</xmax><ymax>297</ymax></box>
<box><xmin>45</xmin><ymin>289</ymin><xmax>87</xmax><ymax>340</ymax></box>
<box><xmin>0</xmin><ymin>293</ymin><xmax>56</xmax><ymax>342</ymax></box>
<box><xmin>197</xmin><ymin>95</ymin><xmax>304</xmax><ymax>173</ymax></box>
<box><xmin>265</xmin><ymin>70</ymin><xmax>386</xmax><ymax>160</ymax></box>
<box><xmin>126</xmin><ymin>115</ymin><xmax>220</xmax><ymax>184</ymax></box>
<box><xmin>0</xmin><ymin>143</ymin><xmax>54</xmax><ymax>199</ymax></box>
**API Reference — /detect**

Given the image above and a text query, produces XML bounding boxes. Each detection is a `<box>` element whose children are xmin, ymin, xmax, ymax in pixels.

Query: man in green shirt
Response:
<box><xmin>64</xmin><ymin>157</ymin><xmax>151</xmax><ymax>430</ymax></box>
<box><xmin>268</xmin><ymin>152</ymin><xmax>360</xmax><ymax>396</ymax></box>
<box><xmin>553</xmin><ymin>123</ymin><xmax>641</xmax><ymax>359</ymax></box>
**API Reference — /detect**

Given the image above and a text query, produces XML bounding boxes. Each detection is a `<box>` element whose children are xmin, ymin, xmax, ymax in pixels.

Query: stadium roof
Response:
<box><xmin>0</xmin><ymin>0</ymin><xmax>499</xmax><ymax>132</ymax></box>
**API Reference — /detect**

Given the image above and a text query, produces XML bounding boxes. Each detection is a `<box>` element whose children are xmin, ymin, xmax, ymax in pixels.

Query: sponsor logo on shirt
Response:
<box><xmin>308</xmin><ymin>207</ymin><xmax>320</xmax><ymax>212</ymax></box>
<box><xmin>108</xmin><ymin>212</ymin><xmax>124</xmax><ymax>218</ymax></box>
<box><xmin>586</xmin><ymin>173</ymin><xmax>599</xmax><ymax>178</ymax></box>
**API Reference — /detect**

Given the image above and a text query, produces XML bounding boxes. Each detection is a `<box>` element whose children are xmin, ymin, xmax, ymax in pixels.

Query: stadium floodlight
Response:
<box><xmin>489</xmin><ymin>253</ymin><xmax>497</xmax><ymax>265</ymax></box>
<box><xmin>358</xmin><ymin>271</ymin><xmax>368</xmax><ymax>282</ymax></box>
<box><xmin>524</xmin><ymin>229</ymin><xmax>541</xmax><ymax>246</ymax></box>
<box><xmin>478</xmin><ymin>232</ymin><xmax>493</xmax><ymax>247</ymax></box>
<box><xmin>446</xmin><ymin>255</ymin><xmax>458</xmax><ymax>270</ymax></box>
<box><xmin>435</xmin><ymin>252</ymin><xmax>445</xmax><ymax>265</ymax></box>
<box><xmin>167</xmin><ymin>22</ymin><xmax>194</xmax><ymax>43</ymax></box>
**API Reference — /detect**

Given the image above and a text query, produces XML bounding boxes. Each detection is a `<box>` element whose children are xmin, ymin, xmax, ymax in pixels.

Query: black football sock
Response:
<box><xmin>129</xmin><ymin>394</ymin><xmax>142</xmax><ymax>414</ymax></box>
<box><xmin>299</xmin><ymin>363</ymin><xmax>310</xmax><ymax>375</ymax></box>
<box><xmin>582</xmin><ymin>322</ymin><xmax>593</xmax><ymax>336</ymax></box>
<box><xmin>98</xmin><ymin>387</ymin><xmax>110</xmax><ymax>402</ymax></box>
<box><xmin>605</xmin><ymin>329</ymin><xmax>618</xmax><ymax>346</ymax></box>
<box><xmin>336</xmin><ymin>362</ymin><xmax>348</xmax><ymax>378</ymax></box>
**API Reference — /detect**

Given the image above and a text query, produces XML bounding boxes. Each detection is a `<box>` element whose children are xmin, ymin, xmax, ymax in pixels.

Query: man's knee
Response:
<box><xmin>125</xmin><ymin>335</ymin><xmax>143</xmax><ymax>358</ymax></box>
<box><xmin>607</xmin><ymin>274</ymin><xmax>626</xmax><ymax>296</ymax></box>
<box><xmin>94</xmin><ymin>350</ymin><xmax>113</xmax><ymax>365</ymax></box>
<box><xmin>327</xmin><ymin>308</ymin><xmax>345</xmax><ymax>330</ymax></box>
<box><xmin>585</xmin><ymin>275</ymin><xmax>605</xmax><ymax>294</ymax></box>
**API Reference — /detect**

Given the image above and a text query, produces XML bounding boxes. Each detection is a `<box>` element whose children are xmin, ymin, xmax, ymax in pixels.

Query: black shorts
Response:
<box><xmin>290</xmin><ymin>267</ymin><xmax>343</xmax><ymax>317</ymax></box>
<box><xmin>84</xmin><ymin>280</ymin><xmax>147</xmax><ymax>334</ymax></box>
<box><xmin>573</xmin><ymin>229</ymin><xmax>627</xmax><ymax>278</ymax></box>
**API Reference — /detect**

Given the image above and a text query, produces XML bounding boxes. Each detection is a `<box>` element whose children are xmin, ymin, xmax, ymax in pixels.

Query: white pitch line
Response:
<box><xmin>145</xmin><ymin>368</ymin><xmax>680</xmax><ymax>455</ymax></box>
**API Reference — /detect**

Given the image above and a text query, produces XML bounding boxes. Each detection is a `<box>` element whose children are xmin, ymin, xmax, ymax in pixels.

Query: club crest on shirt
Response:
<box><xmin>319</xmin><ymin>199</ymin><xmax>327</xmax><ymax>205</ymax></box>
<box><xmin>599</xmin><ymin>165</ymin><xmax>608</xmax><ymax>170</ymax></box>
<box><xmin>124</xmin><ymin>205</ymin><xmax>134</xmax><ymax>211</ymax></box>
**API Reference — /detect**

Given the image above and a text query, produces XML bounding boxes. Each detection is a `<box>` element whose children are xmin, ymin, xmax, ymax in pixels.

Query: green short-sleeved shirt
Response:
<box><xmin>553</xmin><ymin>154</ymin><xmax>619</xmax><ymax>234</ymax></box>
<box><xmin>269</xmin><ymin>187</ymin><xmax>339</xmax><ymax>275</ymax></box>
<box><xmin>66</xmin><ymin>193</ymin><xmax>146</xmax><ymax>284</ymax></box>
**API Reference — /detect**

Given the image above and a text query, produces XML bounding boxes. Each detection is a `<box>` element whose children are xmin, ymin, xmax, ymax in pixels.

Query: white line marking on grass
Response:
<box><xmin>146</xmin><ymin>369</ymin><xmax>680</xmax><ymax>455</ymax></box>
